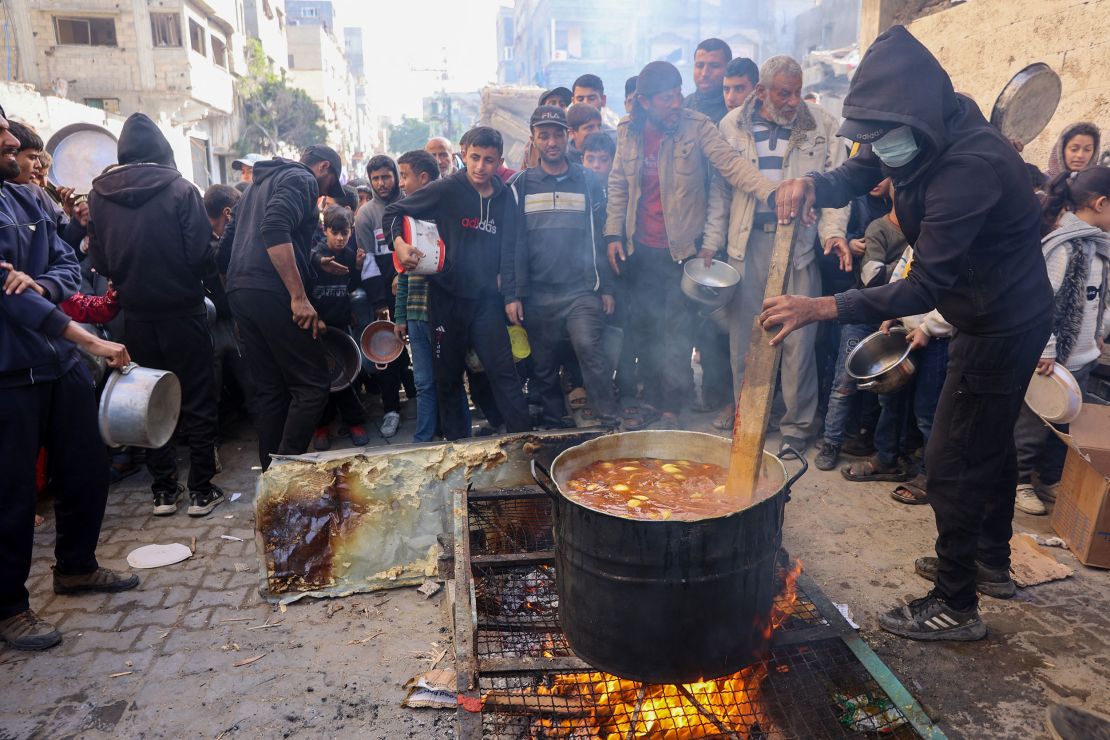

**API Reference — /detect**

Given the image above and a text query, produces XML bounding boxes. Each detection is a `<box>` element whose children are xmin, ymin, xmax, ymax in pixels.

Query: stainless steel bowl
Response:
<box><xmin>681</xmin><ymin>259</ymin><xmax>740</xmax><ymax>308</ymax></box>
<box><xmin>846</xmin><ymin>327</ymin><xmax>916</xmax><ymax>394</ymax></box>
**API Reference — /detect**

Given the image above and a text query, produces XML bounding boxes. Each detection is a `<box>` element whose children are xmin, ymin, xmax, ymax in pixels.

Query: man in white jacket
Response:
<box><xmin>702</xmin><ymin>55</ymin><xmax>850</xmax><ymax>452</ymax></box>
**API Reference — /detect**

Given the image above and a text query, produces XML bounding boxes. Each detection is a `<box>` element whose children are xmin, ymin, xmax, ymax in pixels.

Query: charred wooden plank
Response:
<box><xmin>467</xmin><ymin>486</ymin><xmax>549</xmax><ymax>502</ymax></box>
<box><xmin>470</xmin><ymin>550</ymin><xmax>555</xmax><ymax>568</ymax></box>
<box><xmin>482</xmin><ymin>691</ymin><xmax>591</xmax><ymax>717</ymax></box>
<box><xmin>479</xmin><ymin>655</ymin><xmax>593</xmax><ymax>674</ymax></box>
<box><xmin>453</xmin><ymin>488</ymin><xmax>483</xmax><ymax>739</ymax></box>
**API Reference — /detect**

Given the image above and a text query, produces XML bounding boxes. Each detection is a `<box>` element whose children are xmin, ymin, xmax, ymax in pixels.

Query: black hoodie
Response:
<box><xmin>808</xmin><ymin>26</ymin><xmax>1052</xmax><ymax>337</ymax></box>
<box><xmin>382</xmin><ymin>169</ymin><xmax>518</xmax><ymax>299</ymax></box>
<box><xmin>87</xmin><ymin>114</ymin><xmax>213</xmax><ymax>319</ymax></box>
<box><xmin>224</xmin><ymin>158</ymin><xmax>320</xmax><ymax>297</ymax></box>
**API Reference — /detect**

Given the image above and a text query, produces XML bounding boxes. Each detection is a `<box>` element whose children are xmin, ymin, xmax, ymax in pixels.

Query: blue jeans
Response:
<box><xmin>408</xmin><ymin>319</ymin><xmax>469</xmax><ymax>442</ymax></box>
<box><xmin>875</xmin><ymin>336</ymin><xmax>949</xmax><ymax>469</ymax></box>
<box><xmin>821</xmin><ymin>323</ymin><xmax>877</xmax><ymax>447</ymax></box>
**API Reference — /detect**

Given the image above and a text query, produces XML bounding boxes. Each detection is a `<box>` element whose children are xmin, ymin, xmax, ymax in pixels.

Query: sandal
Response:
<box><xmin>891</xmin><ymin>474</ymin><xmax>929</xmax><ymax>505</ymax></box>
<box><xmin>622</xmin><ymin>405</ymin><xmax>661</xmax><ymax>431</ymax></box>
<box><xmin>841</xmin><ymin>455</ymin><xmax>910</xmax><ymax>483</ymax></box>
<box><xmin>568</xmin><ymin>388</ymin><xmax>588</xmax><ymax>409</ymax></box>
<box><xmin>712</xmin><ymin>406</ymin><xmax>735</xmax><ymax>431</ymax></box>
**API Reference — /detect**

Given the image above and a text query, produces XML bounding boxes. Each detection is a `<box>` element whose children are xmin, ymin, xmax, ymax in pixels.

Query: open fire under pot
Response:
<box><xmin>446</xmin><ymin>432</ymin><xmax>946</xmax><ymax>740</ymax></box>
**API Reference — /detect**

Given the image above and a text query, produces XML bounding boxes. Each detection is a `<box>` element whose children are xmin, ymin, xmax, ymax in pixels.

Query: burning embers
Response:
<box><xmin>521</xmin><ymin>667</ymin><xmax>770</xmax><ymax>739</ymax></box>
<box><xmin>479</xmin><ymin>559</ymin><xmax>808</xmax><ymax>739</ymax></box>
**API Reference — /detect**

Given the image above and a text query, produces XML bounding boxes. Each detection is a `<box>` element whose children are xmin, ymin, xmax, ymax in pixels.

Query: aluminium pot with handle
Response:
<box><xmin>846</xmin><ymin>327</ymin><xmax>916</xmax><ymax>394</ymax></box>
<box><xmin>98</xmin><ymin>363</ymin><xmax>181</xmax><ymax>449</ymax></box>
<box><xmin>531</xmin><ymin>430</ymin><xmax>807</xmax><ymax>684</ymax></box>
<box><xmin>681</xmin><ymin>259</ymin><xmax>740</xmax><ymax>309</ymax></box>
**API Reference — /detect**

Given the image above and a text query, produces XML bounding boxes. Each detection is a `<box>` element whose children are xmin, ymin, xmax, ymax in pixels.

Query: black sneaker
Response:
<box><xmin>815</xmin><ymin>442</ymin><xmax>840</xmax><ymax>471</ymax></box>
<box><xmin>877</xmin><ymin>592</ymin><xmax>987</xmax><ymax>641</ymax></box>
<box><xmin>0</xmin><ymin>609</ymin><xmax>61</xmax><ymax>650</ymax></box>
<box><xmin>914</xmin><ymin>556</ymin><xmax>1016</xmax><ymax>599</ymax></box>
<box><xmin>152</xmin><ymin>483</ymin><xmax>184</xmax><ymax>516</ymax></box>
<box><xmin>53</xmin><ymin>567</ymin><xmax>140</xmax><ymax>595</ymax></box>
<box><xmin>188</xmin><ymin>485</ymin><xmax>225</xmax><ymax>517</ymax></box>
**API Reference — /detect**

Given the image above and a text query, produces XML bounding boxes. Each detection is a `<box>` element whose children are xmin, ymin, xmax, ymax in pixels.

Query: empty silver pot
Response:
<box><xmin>322</xmin><ymin>329</ymin><xmax>362</xmax><ymax>391</ymax></box>
<box><xmin>98</xmin><ymin>363</ymin><xmax>182</xmax><ymax>448</ymax></box>
<box><xmin>846</xmin><ymin>327</ymin><xmax>916</xmax><ymax>394</ymax></box>
<box><xmin>681</xmin><ymin>259</ymin><xmax>740</xmax><ymax>309</ymax></box>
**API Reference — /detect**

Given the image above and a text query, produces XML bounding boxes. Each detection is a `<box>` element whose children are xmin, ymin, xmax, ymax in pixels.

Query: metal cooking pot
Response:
<box><xmin>322</xmin><ymin>329</ymin><xmax>362</xmax><ymax>391</ymax></box>
<box><xmin>846</xmin><ymin>327</ymin><xmax>916</xmax><ymax>394</ymax></box>
<box><xmin>98</xmin><ymin>363</ymin><xmax>181</xmax><ymax>448</ymax></box>
<box><xmin>359</xmin><ymin>320</ymin><xmax>404</xmax><ymax>371</ymax></box>
<box><xmin>531</xmin><ymin>430</ymin><xmax>807</xmax><ymax>683</ymax></box>
<box><xmin>681</xmin><ymin>259</ymin><xmax>740</xmax><ymax>309</ymax></box>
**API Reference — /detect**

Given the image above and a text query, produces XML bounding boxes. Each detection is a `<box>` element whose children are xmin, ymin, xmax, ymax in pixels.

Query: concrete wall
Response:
<box><xmin>0</xmin><ymin>80</ymin><xmax>200</xmax><ymax>188</ymax></box>
<box><xmin>899</xmin><ymin>0</ymin><xmax>1110</xmax><ymax>168</ymax></box>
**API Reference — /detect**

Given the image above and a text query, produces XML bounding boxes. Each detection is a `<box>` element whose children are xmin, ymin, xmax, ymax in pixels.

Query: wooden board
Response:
<box><xmin>727</xmin><ymin>221</ymin><xmax>798</xmax><ymax>504</ymax></box>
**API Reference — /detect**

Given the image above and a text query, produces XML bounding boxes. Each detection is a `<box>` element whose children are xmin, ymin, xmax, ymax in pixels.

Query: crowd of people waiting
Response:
<box><xmin>1</xmin><ymin>30</ymin><xmax>1108</xmax><ymax>650</ymax></box>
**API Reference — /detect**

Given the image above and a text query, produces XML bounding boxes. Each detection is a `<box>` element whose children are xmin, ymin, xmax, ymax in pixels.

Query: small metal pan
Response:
<box><xmin>990</xmin><ymin>62</ymin><xmax>1062</xmax><ymax>145</ymax></box>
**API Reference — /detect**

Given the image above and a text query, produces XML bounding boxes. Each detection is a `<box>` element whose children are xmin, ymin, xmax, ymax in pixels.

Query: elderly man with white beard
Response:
<box><xmin>702</xmin><ymin>55</ymin><xmax>851</xmax><ymax>454</ymax></box>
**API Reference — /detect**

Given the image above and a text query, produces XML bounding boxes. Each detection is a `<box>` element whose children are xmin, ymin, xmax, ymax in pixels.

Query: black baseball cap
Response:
<box><xmin>538</xmin><ymin>86</ymin><xmax>572</xmax><ymax>107</ymax></box>
<box><xmin>530</xmin><ymin>105</ymin><xmax>568</xmax><ymax>130</ymax></box>
<box><xmin>301</xmin><ymin>144</ymin><xmax>345</xmax><ymax>199</ymax></box>
<box><xmin>837</xmin><ymin>118</ymin><xmax>897</xmax><ymax>143</ymax></box>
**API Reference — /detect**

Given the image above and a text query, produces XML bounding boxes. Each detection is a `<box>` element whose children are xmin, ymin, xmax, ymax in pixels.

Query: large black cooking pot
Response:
<box><xmin>531</xmin><ymin>430</ymin><xmax>806</xmax><ymax>684</ymax></box>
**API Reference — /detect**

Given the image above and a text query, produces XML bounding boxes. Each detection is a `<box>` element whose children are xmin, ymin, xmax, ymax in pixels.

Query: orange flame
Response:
<box><xmin>531</xmin><ymin>664</ymin><xmax>769</xmax><ymax>739</ymax></box>
<box><xmin>488</xmin><ymin>560</ymin><xmax>806</xmax><ymax>738</ymax></box>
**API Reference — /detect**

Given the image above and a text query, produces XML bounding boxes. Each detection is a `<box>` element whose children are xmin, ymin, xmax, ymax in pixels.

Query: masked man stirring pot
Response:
<box><xmin>762</xmin><ymin>26</ymin><xmax>1053</xmax><ymax>642</ymax></box>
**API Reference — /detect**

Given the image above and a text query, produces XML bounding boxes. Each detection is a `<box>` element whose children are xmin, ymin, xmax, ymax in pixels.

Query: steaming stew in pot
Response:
<box><xmin>565</xmin><ymin>457</ymin><xmax>735</xmax><ymax>521</ymax></box>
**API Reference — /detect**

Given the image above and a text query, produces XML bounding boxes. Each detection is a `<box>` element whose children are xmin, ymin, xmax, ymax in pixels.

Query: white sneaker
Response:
<box><xmin>1015</xmin><ymin>483</ymin><xmax>1047</xmax><ymax>515</ymax></box>
<box><xmin>380</xmin><ymin>411</ymin><xmax>401</xmax><ymax>438</ymax></box>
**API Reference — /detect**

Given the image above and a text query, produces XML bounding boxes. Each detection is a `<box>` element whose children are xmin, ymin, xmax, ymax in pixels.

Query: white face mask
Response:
<box><xmin>871</xmin><ymin>125</ymin><xmax>920</xmax><ymax>168</ymax></box>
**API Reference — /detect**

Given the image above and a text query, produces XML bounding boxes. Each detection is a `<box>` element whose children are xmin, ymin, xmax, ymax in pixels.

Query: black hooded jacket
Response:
<box><xmin>87</xmin><ymin>114</ymin><xmax>212</xmax><ymax>319</ymax></box>
<box><xmin>224</xmin><ymin>158</ymin><xmax>320</xmax><ymax>297</ymax></box>
<box><xmin>382</xmin><ymin>169</ymin><xmax>518</xmax><ymax>299</ymax></box>
<box><xmin>808</xmin><ymin>26</ymin><xmax>1052</xmax><ymax>337</ymax></box>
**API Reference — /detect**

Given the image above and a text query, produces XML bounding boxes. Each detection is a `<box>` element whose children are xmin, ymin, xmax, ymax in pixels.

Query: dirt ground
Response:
<box><xmin>2</xmin><ymin>405</ymin><xmax>1108</xmax><ymax>739</ymax></box>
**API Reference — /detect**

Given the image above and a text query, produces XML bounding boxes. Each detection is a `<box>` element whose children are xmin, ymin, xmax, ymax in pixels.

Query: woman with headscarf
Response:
<box><xmin>1045</xmin><ymin>122</ymin><xmax>1101</xmax><ymax>179</ymax></box>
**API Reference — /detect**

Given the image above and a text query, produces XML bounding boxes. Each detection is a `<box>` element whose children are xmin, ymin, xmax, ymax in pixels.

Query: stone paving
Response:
<box><xmin>1</xmin><ymin>415</ymin><xmax>453</xmax><ymax>739</ymax></box>
<box><xmin>2</xmin><ymin>405</ymin><xmax>1109</xmax><ymax>739</ymax></box>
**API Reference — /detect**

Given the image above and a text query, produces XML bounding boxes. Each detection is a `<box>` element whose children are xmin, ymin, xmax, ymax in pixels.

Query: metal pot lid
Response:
<box><xmin>990</xmin><ymin>62</ymin><xmax>1062</xmax><ymax>144</ymax></box>
<box><xmin>683</xmin><ymin>259</ymin><xmax>740</xmax><ymax>289</ymax></box>
<box><xmin>45</xmin><ymin>123</ymin><xmax>119</xmax><ymax>195</ymax></box>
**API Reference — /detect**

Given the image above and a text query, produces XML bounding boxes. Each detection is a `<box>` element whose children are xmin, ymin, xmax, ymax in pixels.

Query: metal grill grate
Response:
<box><xmin>467</xmin><ymin>489</ymin><xmax>555</xmax><ymax>557</ymax></box>
<box><xmin>478</xmin><ymin>638</ymin><xmax>917</xmax><ymax>739</ymax></box>
<box><xmin>455</xmin><ymin>485</ymin><xmax>942</xmax><ymax>740</ymax></box>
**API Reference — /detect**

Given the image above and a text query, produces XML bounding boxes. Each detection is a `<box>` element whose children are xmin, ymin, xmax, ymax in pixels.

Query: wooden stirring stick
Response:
<box><xmin>726</xmin><ymin>220</ymin><xmax>798</xmax><ymax>505</ymax></box>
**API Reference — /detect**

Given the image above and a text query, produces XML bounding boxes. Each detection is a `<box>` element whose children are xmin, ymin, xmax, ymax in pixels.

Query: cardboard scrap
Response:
<box><xmin>1011</xmin><ymin>533</ymin><xmax>1074</xmax><ymax>587</ymax></box>
<box><xmin>402</xmin><ymin>667</ymin><xmax>457</xmax><ymax>709</ymax></box>
<box><xmin>416</xmin><ymin>580</ymin><xmax>442</xmax><ymax>598</ymax></box>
